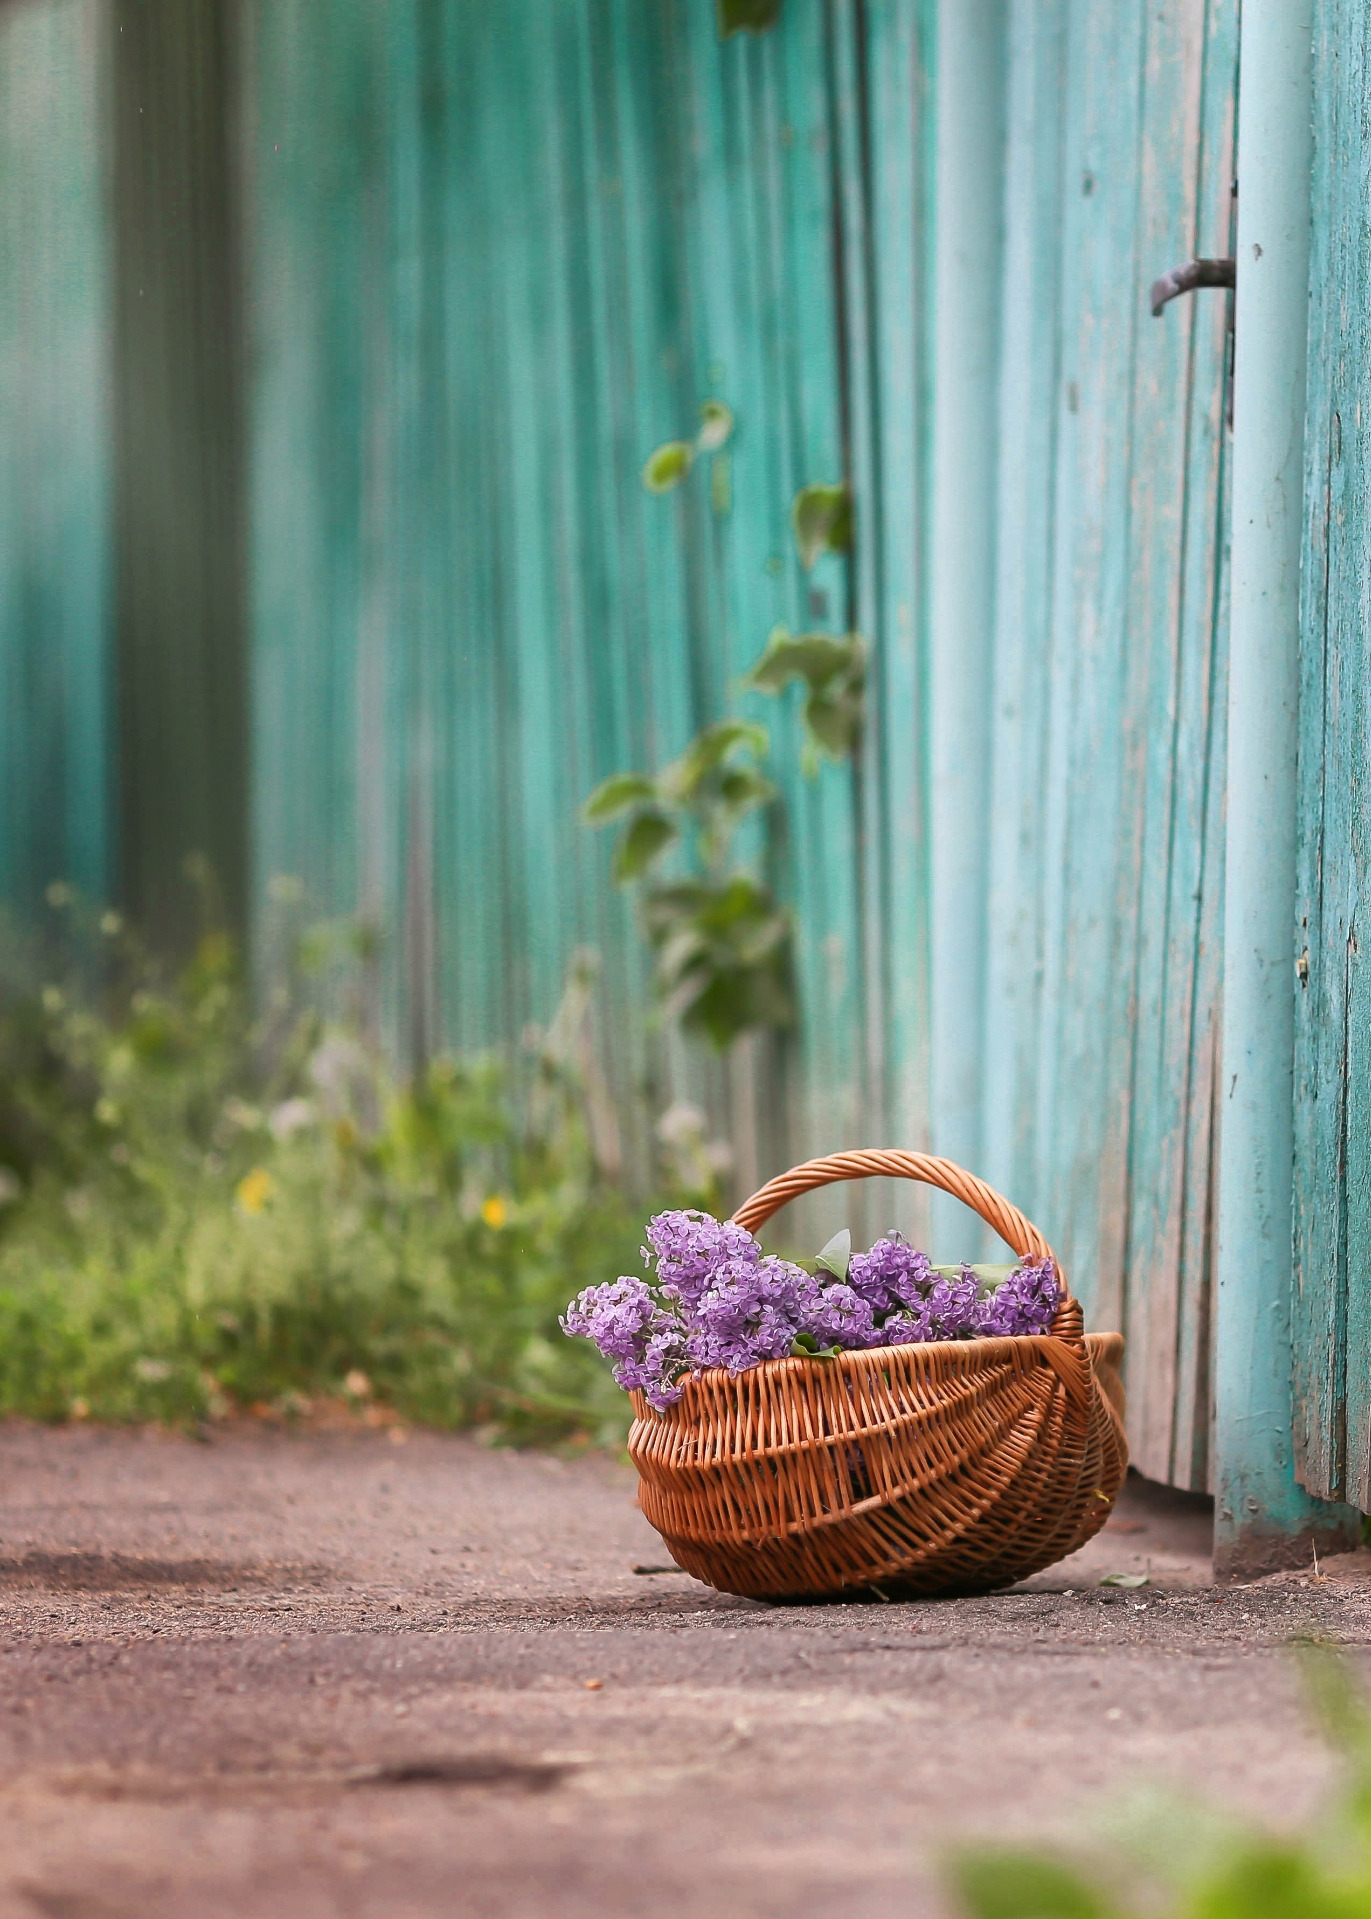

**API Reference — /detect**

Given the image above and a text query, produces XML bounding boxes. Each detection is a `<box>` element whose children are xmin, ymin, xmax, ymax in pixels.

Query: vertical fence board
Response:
<box><xmin>1294</xmin><ymin>0</ymin><xmax>1371</xmax><ymax>1509</ymax></box>
<box><xmin>985</xmin><ymin>0</ymin><xmax>1235</xmax><ymax>1487</ymax></box>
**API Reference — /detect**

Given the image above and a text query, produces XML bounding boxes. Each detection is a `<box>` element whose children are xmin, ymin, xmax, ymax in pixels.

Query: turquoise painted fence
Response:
<box><xmin>249</xmin><ymin>0</ymin><xmax>931</xmax><ymax>1232</ymax></box>
<box><xmin>1293</xmin><ymin>0</ymin><xmax>1371</xmax><ymax>1511</ymax></box>
<box><xmin>0</xmin><ymin>0</ymin><xmax>1250</xmax><ymax>1488</ymax></box>
<box><xmin>0</xmin><ymin>0</ymin><xmax>111</xmax><ymax>923</ymax></box>
<box><xmin>981</xmin><ymin>0</ymin><xmax>1236</xmax><ymax>1487</ymax></box>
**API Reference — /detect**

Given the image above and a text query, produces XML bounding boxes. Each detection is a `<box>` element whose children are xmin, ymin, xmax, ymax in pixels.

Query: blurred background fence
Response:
<box><xmin>0</xmin><ymin>0</ymin><xmax>1243</xmax><ymax>1490</ymax></box>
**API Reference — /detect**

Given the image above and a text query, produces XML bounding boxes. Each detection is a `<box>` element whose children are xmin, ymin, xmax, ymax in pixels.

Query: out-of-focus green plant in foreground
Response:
<box><xmin>948</xmin><ymin>1647</ymin><xmax>1371</xmax><ymax>1918</ymax></box>
<box><xmin>0</xmin><ymin>889</ymin><xmax>707</xmax><ymax>1446</ymax></box>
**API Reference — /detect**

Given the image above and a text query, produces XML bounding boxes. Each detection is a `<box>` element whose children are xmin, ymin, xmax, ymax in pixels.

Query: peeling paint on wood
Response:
<box><xmin>983</xmin><ymin>0</ymin><xmax>1236</xmax><ymax>1491</ymax></box>
<box><xmin>1293</xmin><ymin>0</ymin><xmax>1371</xmax><ymax>1511</ymax></box>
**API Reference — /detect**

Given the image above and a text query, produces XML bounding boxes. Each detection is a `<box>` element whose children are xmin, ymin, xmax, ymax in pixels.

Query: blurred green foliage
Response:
<box><xmin>0</xmin><ymin>888</ymin><xmax>697</xmax><ymax>1446</ymax></box>
<box><xmin>745</xmin><ymin>626</ymin><xmax>867</xmax><ymax>772</ymax></box>
<box><xmin>717</xmin><ymin>0</ymin><xmax>783</xmax><ymax>37</ymax></box>
<box><xmin>583</xmin><ymin>719</ymin><xmax>793</xmax><ymax>1051</ymax></box>
<box><xmin>947</xmin><ymin>1647</ymin><xmax>1371</xmax><ymax>1919</ymax></box>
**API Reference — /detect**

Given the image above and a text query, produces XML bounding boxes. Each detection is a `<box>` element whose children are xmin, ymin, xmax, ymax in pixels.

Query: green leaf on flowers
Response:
<box><xmin>815</xmin><ymin>1228</ymin><xmax>851</xmax><ymax>1281</ymax></box>
<box><xmin>789</xmin><ymin>1333</ymin><xmax>840</xmax><ymax>1360</ymax></box>
<box><xmin>966</xmin><ymin>1262</ymin><xmax>1016</xmax><ymax>1296</ymax></box>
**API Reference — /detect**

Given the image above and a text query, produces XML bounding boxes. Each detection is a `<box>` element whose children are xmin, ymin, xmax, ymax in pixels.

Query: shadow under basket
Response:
<box><xmin>628</xmin><ymin>1151</ymin><xmax>1128</xmax><ymax>1600</ymax></box>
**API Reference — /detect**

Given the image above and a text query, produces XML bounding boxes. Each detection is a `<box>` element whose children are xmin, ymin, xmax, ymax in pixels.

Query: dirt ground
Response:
<box><xmin>0</xmin><ymin>1424</ymin><xmax>1368</xmax><ymax>1918</ymax></box>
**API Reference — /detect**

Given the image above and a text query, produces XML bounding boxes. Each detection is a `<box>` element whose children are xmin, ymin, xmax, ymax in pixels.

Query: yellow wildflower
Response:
<box><xmin>236</xmin><ymin>1166</ymin><xmax>274</xmax><ymax>1215</ymax></box>
<box><xmin>481</xmin><ymin>1195</ymin><xmax>508</xmax><ymax>1230</ymax></box>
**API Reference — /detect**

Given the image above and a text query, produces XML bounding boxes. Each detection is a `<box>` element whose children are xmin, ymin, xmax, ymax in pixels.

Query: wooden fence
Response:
<box><xmin>0</xmin><ymin>0</ymin><xmax>1322</xmax><ymax>1501</ymax></box>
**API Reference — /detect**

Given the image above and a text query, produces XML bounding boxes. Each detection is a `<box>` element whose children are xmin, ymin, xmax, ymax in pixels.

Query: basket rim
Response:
<box><xmin>630</xmin><ymin>1326</ymin><xmax>1124</xmax><ymax>1420</ymax></box>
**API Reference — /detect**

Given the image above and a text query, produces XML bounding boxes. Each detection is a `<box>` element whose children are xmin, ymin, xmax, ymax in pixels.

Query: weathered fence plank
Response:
<box><xmin>983</xmin><ymin>0</ymin><xmax>1235</xmax><ymax>1488</ymax></box>
<box><xmin>1294</xmin><ymin>0</ymin><xmax>1371</xmax><ymax>1510</ymax></box>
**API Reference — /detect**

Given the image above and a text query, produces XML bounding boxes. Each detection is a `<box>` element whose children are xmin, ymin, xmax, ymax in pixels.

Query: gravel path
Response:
<box><xmin>0</xmin><ymin>1423</ymin><xmax>1367</xmax><ymax>1918</ymax></box>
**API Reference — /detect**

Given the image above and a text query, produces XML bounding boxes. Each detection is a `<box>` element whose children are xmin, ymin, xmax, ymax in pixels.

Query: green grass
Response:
<box><xmin>946</xmin><ymin>1648</ymin><xmax>1371</xmax><ymax>1919</ymax></box>
<box><xmin>0</xmin><ymin>898</ymin><xmax>683</xmax><ymax>1446</ymax></box>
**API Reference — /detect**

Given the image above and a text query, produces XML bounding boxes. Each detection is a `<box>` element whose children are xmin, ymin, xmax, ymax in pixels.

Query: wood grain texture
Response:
<box><xmin>1293</xmin><ymin>0</ymin><xmax>1371</xmax><ymax>1508</ymax></box>
<box><xmin>983</xmin><ymin>0</ymin><xmax>1235</xmax><ymax>1489</ymax></box>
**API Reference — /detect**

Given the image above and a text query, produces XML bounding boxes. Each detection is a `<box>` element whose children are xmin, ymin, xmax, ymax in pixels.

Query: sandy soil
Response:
<box><xmin>0</xmin><ymin>1422</ymin><xmax>1367</xmax><ymax>1918</ymax></box>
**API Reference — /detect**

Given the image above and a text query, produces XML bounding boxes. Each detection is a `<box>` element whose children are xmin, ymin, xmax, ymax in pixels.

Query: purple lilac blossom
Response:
<box><xmin>614</xmin><ymin>1323</ymin><xmax>694</xmax><ymax>1409</ymax></box>
<box><xmin>977</xmin><ymin>1256</ymin><xmax>1058</xmax><ymax>1336</ymax></box>
<box><xmin>645</xmin><ymin>1209</ymin><xmax>759</xmax><ymax>1308</ymax></box>
<box><xmin>560</xmin><ymin>1276</ymin><xmax>689</xmax><ymax>1410</ymax></box>
<box><xmin>882</xmin><ymin>1267</ymin><xmax>983</xmax><ymax>1343</ymax></box>
<box><xmin>560</xmin><ymin>1275</ymin><xmax>659</xmax><ymax>1360</ymax></box>
<box><xmin>560</xmin><ymin>1214</ymin><xmax>1063</xmax><ymax>1403</ymax></box>
<box><xmin>800</xmin><ymin>1281</ymin><xmax>881</xmax><ymax>1350</ymax></box>
<box><xmin>690</xmin><ymin>1254</ymin><xmax>811</xmax><ymax>1373</ymax></box>
<box><xmin>846</xmin><ymin>1233</ymin><xmax>936</xmax><ymax>1318</ymax></box>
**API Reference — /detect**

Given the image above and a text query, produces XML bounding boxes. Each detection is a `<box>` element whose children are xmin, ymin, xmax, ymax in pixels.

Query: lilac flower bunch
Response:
<box><xmin>560</xmin><ymin>1209</ymin><xmax>1060</xmax><ymax>1411</ymax></box>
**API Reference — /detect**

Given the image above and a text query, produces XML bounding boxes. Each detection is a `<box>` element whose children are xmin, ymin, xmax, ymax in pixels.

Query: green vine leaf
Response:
<box><xmin>716</xmin><ymin>765</ymin><xmax>776</xmax><ymax>815</ymax></box>
<box><xmin>582</xmin><ymin>772</ymin><xmax>660</xmax><ymax>824</ymax></box>
<box><xmin>746</xmin><ymin>631</ymin><xmax>854</xmax><ymax>693</ymax></box>
<box><xmin>697</xmin><ymin>400</ymin><xmax>734</xmax><ymax>452</ymax></box>
<box><xmin>581</xmin><ymin>721</ymin><xmax>788</xmax><ymax>1050</ymax></box>
<box><xmin>718</xmin><ymin>0</ymin><xmax>783</xmax><ymax>35</ymax></box>
<box><xmin>643</xmin><ymin>441</ymin><xmax>694</xmax><ymax>493</ymax></box>
<box><xmin>643</xmin><ymin>402</ymin><xmax>734</xmax><ymax>496</ymax></box>
<box><xmin>745</xmin><ymin>626</ymin><xmax>867</xmax><ymax>767</ymax></box>
<box><xmin>658</xmin><ymin>719</ymin><xmax>769</xmax><ymax>805</ymax></box>
<box><xmin>792</xmin><ymin>481</ymin><xmax>853</xmax><ymax>570</ymax></box>
<box><xmin>643</xmin><ymin>873</ymin><xmax>793</xmax><ymax>1051</ymax></box>
<box><xmin>612</xmin><ymin>810</ymin><xmax>678</xmax><ymax>883</ymax></box>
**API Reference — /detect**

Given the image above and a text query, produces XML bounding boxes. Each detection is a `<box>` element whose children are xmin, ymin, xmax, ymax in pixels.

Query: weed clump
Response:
<box><xmin>0</xmin><ymin>894</ymin><xmax>693</xmax><ymax>1446</ymax></box>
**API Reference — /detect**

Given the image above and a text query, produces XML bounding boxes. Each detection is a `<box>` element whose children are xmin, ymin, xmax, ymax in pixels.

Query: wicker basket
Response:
<box><xmin>627</xmin><ymin>1150</ymin><xmax>1128</xmax><ymax>1599</ymax></box>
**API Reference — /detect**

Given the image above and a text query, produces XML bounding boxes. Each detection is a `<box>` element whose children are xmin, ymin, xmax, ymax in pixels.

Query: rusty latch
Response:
<box><xmin>1149</xmin><ymin>258</ymin><xmax>1236</xmax><ymax>318</ymax></box>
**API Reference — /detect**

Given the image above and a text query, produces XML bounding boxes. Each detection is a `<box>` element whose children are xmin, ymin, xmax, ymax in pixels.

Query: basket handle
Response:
<box><xmin>731</xmin><ymin>1150</ymin><xmax>1077</xmax><ymax>1329</ymax></box>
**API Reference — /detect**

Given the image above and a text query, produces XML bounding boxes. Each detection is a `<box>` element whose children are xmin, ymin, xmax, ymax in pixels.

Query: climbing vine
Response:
<box><xmin>582</xmin><ymin>721</ymin><xmax>793</xmax><ymax>1052</ymax></box>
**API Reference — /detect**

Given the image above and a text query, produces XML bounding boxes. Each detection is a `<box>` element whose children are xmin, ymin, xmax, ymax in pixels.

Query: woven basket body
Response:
<box><xmin>628</xmin><ymin>1151</ymin><xmax>1128</xmax><ymax>1599</ymax></box>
